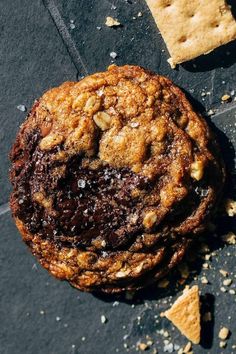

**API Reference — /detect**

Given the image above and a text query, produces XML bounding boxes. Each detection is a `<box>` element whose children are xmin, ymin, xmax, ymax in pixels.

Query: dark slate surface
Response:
<box><xmin>0</xmin><ymin>0</ymin><xmax>77</xmax><ymax>205</ymax></box>
<box><xmin>1</xmin><ymin>0</ymin><xmax>236</xmax><ymax>353</ymax></box>
<box><xmin>47</xmin><ymin>0</ymin><xmax>236</xmax><ymax>110</ymax></box>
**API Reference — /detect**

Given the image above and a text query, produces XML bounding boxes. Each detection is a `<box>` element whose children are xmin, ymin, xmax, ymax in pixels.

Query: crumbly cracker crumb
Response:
<box><xmin>201</xmin><ymin>276</ymin><xmax>209</xmax><ymax>284</ymax></box>
<box><xmin>203</xmin><ymin>263</ymin><xmax>209</xmax><ymax>269</ymax></box>
<box><xmin>220</xmin><ymin>269</ymin><xmax>229</xmax><ymax>277</ymax></box>
<box><xmin>105</xmin><ymin>16</ymin><xmax>121</xmax><ymax>27</ymax></box>
<box><xmin>219</xmin><ymin>327</ymin><xmax>230</xmax><ymax>340</ymax></box>
<box><xmin>223</xmin><ymin>279</ymin><xmax>232</xmax><ymax>286</ymax></box>
<box><xmin>204</xmin><ymin>254</ymin><xmax>211</xmax><ymax>261</ymax></box>
<box><xmin>221</xmin><ymin>94</ymin><xmax>231</xmax><ymax>102</ymax></box>
<box><xmin>222</xmin><ymin>232</ymin><xmax>236</xmax><ymax>245</ymax></box>
<box><xmin>138</xmin><ymin>342</ymin><xmax>149</xmax><ymax>351</ymax></box>
<box><xmin>219</xmin><ymin>341</ymin><xmax>227</xmax><ymax>348</ymax></box>
<box><xmin>220</xmin><ymin>287</ymin><xmax>227</xmax><ymax>293</ymax></box>
<box><xmin>207</xmin><ymin>109</ymin><xmax>215</xmax><ymax>116</ymax></box>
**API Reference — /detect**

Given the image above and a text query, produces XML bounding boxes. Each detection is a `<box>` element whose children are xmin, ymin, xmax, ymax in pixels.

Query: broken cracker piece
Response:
<box><xmin>163</xmin><ymin>285</ymin><xmax>201</xmax><ymax>344</ymax></box>
<box><xmin>145</xmin><ymin>0</ymin><xmax>236</xmax><ymax>67</ymax></box>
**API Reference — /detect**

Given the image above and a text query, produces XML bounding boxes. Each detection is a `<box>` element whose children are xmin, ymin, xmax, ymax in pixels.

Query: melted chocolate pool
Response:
<box><xmin>11</xmin><ymin>133</ymin><xmax>151</xmax><ymax>250</ymax></box>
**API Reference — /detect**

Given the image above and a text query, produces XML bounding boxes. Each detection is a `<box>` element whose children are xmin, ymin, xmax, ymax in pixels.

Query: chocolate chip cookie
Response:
<box><xmin>9</xmin><ymin>65</ymin><xmax>225</xmax><ymax>293</ymax></box>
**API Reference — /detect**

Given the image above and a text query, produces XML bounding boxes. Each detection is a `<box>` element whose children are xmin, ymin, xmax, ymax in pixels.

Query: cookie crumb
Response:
<box><xmin>105</xmin><ymin>16</ymin><xmax>121</xmax><ymax>27</ymax></box>
<box><xmin>223</xmin><ymin>279</ymin><xmax>232</xmax><ymax>286</ymax></box>
<box><xmin>138</xmin><ymin>342</ymin><xmax>149</xmax><ymax>351</ymax></box>
<box><xmin>221</xmin><ymin>94</ymin><xmax>231</xmax><ymax>102</ymax></box>
<box><xmin>225</xmin><ymin>199</ymin><xmax>236</xmax><ymax>216</ymax></box>
<box><xmin>219</xmin><ymin>327</ymin><xmax>230</xmax><ymax>340</ymax></box>
<box><xmin>219</xmin><ymin>269</ymin><xmax>228</xmax><ymax>277</ymax></box>
<box><xmin>222</xmin><ymin>232</ymin><xmax>236</xmax><ymax>245</ymax></box>
<box><xmin>220</xmin><ymin>287</ymin><xmax>227</xmax><ymax>293</ymax></box>
<box><xmin>219</xmin><ymin>341</ymin><xmax>227</xmax><ymax>348</ymax></box>
<box><xmin>163</xmin><ymin>342</ymin><xmax>174</xmax><ymax>352</ymax></box>
<box><xmin>207</xmin><ymin>109</ymin><xmax>215</xmax><ymax>116</ymax></box>
<box><xmin>205</xmin><ymin>254</ymin><xmax>211</xmax><ymax>261</ymax></box>
<box><xmin>201</xmin><ymin>276</ymin><xmax>209</xmax><ymax>284</ymax></box>
<box><xmin>202</xmin><ymin>263</ymin><xmax>209</xmax><ymax>269</ymax></box>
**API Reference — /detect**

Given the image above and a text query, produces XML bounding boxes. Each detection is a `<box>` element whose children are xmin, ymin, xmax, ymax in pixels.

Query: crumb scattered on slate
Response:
<box><xmin>110</xmin><ymin>51</ymin><xmax>117</xmax><ymax>59</ymax></box>
<box><xmin>220</xmin><ymin>340</ymin><xmax>227</xmax><ymax>348</ymax></box>
<box><xmin>17</xmin><ymin>104</ymin><xmax>26</xmax><ymax>112</ymax></box>
<box><xmin>219</xmin><ymin>327</ymin><xmax>230</xmax><ymax>340</ymax></box>
<box><xmin>223</xmin><ymin>279</ymin><xmax>232</xmax><ymax>286</ymax></box>
<box><xmin>201</xmin><ymin>276</ymin><xmax>209</xmax><ymax>284</ymax></box>
<box><xmin>220</xmin><ymin>269</ymin><xmax>229</xmax><ymax>277</ymax></box>
<box><xmin>105</xmin><ymin>16</ymin><xmax>121</xmax><ymax>27</ymax></box>
<box><xmin>101</xmin><ymin>315</ymin><xmax>107</xmax><ymax>324</ymax></box>
<box><xmin>221</xmin><ymin>94</ymin><xmax>231</xmax><ymax>102</ymax></box>
<box><xmin>222</xmin><ymin>232</ymin><xmax>236</xmax><ymax>245</ymax></box>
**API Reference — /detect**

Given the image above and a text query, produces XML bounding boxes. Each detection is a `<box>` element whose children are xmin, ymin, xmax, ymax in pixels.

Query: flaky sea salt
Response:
<box><xmin>17</xmin><ymin>104</ymin><xmax>26</xmax><ymax>112</ymax></box>
<box><xmin>78</xmin><ymin>179</ymin><xmax>86</xmax><ymax>188</ymax></box>
<box><xmin>110</xmin><ymin>51</ymin><xmax>117</xmax><ymax>59</ymax></box>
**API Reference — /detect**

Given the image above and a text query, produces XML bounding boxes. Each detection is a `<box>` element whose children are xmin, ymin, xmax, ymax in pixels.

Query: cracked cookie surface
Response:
<box><xmin>10</xmin><ymin>65</ymin><xmax>225</xmax><ymax>292</ymax></box>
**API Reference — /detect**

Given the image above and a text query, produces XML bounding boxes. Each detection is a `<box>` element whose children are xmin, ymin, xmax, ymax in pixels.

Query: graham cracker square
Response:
<box><xmin>146</xmin><ymin>0</ymin><xmax>236</xmax><ymax>67</ymax></box>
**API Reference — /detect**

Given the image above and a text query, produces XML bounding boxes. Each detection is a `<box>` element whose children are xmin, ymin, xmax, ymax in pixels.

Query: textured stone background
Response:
<box><xmin>0</xmin><ymin>1</ymin><xmax>236</xmax><ymax>353</ymax></box>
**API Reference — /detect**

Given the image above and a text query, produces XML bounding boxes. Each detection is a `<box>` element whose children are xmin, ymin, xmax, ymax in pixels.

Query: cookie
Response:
<box><xmin>9</xmin><ymin>65</ymin><xmax>225</xmax><ymax>293</ymax></box>
<box><xmin>146</xmin><ymin>0</ymin><xmax>236</xmax><ymax>67</ymax></box>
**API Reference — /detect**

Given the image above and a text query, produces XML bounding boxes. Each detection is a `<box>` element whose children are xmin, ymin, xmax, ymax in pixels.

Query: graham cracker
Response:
<box><xmin>163</xmin><ymin>285</ymin><xmax>201</xmax><ymax>344</ymax></box>
<box><xmin>146</xmin><ymin>0</ymin><xmax>236</xmax><ymax>67</ymax></box>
